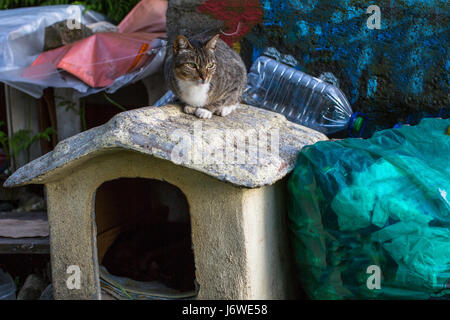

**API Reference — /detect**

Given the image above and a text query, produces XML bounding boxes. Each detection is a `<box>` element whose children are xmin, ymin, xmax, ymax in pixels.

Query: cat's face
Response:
<box><xmin>172</xmin><ymin>35</ymin><xmax>219</xmax><ymax>85</ymax></box>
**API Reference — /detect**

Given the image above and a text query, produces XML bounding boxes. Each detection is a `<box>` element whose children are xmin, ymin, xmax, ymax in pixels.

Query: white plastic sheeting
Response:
<box><xmin>0</xmin><ymin>5</ymin><xmax>166</xmax><ymax>99</ymax></box>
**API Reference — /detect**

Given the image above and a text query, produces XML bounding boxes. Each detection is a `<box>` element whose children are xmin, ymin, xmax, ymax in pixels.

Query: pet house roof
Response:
<box><xmin>4</xmin><ymin>104</ymin><xmax>327</xmax><ymax>189</ymax></box>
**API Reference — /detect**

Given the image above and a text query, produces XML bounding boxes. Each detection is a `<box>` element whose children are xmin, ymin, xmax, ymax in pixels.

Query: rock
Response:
<box><xmin>44</xmin><ymin>20</ymin><xmax>93</xmax><ymax>51</ymax></box>
<box><xmin>87</xmin><ymin>21</ymin><xmax>119</xmax><ymax>34</ymax></box>
<box><xmin>4</xmin><ymin>104</ymin><xmax>327</xmax><ymax>189</ymax></box>
<box><xmin>17</xmin><ymin>274</ymin><xmax>47</xmax><ymax>300</ymax></box>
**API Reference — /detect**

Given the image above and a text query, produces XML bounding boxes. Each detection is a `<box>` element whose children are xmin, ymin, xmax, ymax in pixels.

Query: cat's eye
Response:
<box><xmin>207</xmin><ymin>63</ymin><xmax>215</xmax><ymax>69</ymax></box>
<box><xmin>184</xmin><ymin>63</ymin><xmax>196</xmax><ymax>69</ymax></box>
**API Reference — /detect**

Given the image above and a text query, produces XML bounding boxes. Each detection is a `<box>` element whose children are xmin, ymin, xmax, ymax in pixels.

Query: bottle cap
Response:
<box><xmin>348</xmin><ymin>112</ymin><xmax>368</xmax><ymax>138</ymax></box>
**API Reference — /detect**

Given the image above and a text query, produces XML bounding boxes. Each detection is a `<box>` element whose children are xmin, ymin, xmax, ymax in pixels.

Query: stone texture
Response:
<box><xmin>4</xmin><ymin>104</ymin><xmax>327</xmax><ymax>189</ymax></box>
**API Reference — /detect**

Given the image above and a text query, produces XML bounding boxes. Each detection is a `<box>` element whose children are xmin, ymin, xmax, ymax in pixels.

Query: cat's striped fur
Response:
<box><xmin>164</xmin><ymin>34</ymin><xmax>247</xmax><ymax>119</ymax></box>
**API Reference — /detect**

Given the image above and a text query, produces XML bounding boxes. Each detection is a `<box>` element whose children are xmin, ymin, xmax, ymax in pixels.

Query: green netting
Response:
<box><xmin>287</xmin><ymin>118</ymin><xmax>450</xmax><ymax>299</ymax></box>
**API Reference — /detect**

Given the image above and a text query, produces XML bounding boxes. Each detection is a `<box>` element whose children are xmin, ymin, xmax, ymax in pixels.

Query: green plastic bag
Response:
<box><xmin>287</xmin><ymin>118</ymin><xmax>450</xmax><ymax>299</ymax></box>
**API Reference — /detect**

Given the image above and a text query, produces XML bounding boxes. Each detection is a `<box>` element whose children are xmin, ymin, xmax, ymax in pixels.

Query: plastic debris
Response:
<box><xmin>100</xmin><ymin>266</ymin><xmax>198</xmax><ymax>300</ymax></box>
<box><xmin>0</xmin><ymin>1</ymin><xmax>167</xmax><ymax>98</ymax></box>
<box><xmin>0</xmin><ymin>269</ymin><xmax>16</xmax><ymax>300</ymax></box>
<box><xmin>288</xmin><ymin>118</ymin><xmax>450</xmax><ymax>299</ymax></box>
<box><xmin>242</xmin><ymin>53</ymin><xmax>353</xmax><ymax>135</ymax></box>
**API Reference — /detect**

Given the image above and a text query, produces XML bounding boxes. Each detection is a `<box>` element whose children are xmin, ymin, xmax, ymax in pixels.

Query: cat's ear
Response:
<box><xmin>205</xmin><ymin>34</ymin><xmax>220</xmax><ymax>51</ymax></box>
<box><xmin>173</xmin><ymin>35</ymin><xmax>193</xmax><ymax>54</ymax></box>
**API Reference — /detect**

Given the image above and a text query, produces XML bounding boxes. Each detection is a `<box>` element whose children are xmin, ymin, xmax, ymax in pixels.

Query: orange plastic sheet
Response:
<box><xmin>26</xmin><ymin>0</ymin><xmax>167</xmax><ymax>88</ymax></box>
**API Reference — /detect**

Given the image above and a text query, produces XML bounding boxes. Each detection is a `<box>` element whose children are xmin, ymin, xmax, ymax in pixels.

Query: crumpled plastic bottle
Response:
<box><xmin>242</xmin><ymin>54</ymin><xmax>354</xmax><ymax>135</ymax></box>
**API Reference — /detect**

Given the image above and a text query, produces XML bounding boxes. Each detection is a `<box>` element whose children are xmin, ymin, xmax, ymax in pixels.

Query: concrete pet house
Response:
<box><xmin>5</xmin><ymin>104</ymin><xmax>327</xmax><ymax>300</ymax></box>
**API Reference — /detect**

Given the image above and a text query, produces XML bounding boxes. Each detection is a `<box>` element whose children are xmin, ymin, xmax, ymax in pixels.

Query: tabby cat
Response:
<box><xmin>164</xmin><ymin>34</ymin><xmax>247</xmax><ymax>119</ymax></box>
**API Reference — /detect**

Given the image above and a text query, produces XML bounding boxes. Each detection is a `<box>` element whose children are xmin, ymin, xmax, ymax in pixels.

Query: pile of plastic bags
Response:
<box><xmin>288</xmin><ymin>118</ymin><xmax>450</xmax><ymax>299</ymax></box>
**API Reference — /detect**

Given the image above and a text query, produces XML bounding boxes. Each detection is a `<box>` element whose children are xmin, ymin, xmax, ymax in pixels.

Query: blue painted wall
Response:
<box><xmin>245</xmin><ymin>0</ymin><xmax>449</xmax><ymax>126</ymax></box>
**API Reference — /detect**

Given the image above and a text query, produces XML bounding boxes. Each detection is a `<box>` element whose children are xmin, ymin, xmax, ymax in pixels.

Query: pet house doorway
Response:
<box><xmin>94</xmin><ymin>177</ymin><xmax>197</xmax><ymax>299</ymax></box>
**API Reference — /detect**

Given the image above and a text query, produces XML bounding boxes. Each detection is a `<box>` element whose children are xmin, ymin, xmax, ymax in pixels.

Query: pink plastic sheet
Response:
<box><xmin>26</xmin><ymin>0</ymin><xmax>167</xmax><ymax>88</ymax></box>
<box><xmin>119</xmin><ymin>0</ymin><xmax>167</xmax><ymax>34</ymax></box>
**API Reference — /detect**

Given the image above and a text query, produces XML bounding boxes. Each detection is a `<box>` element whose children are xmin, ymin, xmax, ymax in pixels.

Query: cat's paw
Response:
<box><xmin>216</xmin><ymin>105</ymin><xmax>238</xmax><ymax>117</ymax></box>
<box><xmin>184</xmin><ymin>105</ymin><xmax>197</xmax><ymax>114</ymax></box>
<box><xmin>195</xmin><ymin>108</ymin><xmax>213</xmax><ymax>119</ymax></box>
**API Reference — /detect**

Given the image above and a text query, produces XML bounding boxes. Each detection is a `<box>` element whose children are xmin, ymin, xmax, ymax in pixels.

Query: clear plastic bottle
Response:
<box><xmin>242</xmin><ymin>55</ymin><xmax>353</xmax><ymax>135</ymax></box>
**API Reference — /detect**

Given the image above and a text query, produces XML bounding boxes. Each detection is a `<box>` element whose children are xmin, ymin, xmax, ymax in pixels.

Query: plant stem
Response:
<box><xmin>103</xmin><ymin>93</ymin><xmax>127</xmax><ymax>112</ymax></box>
<box><xmin>80</xmin><ymin>99</ymin><xmax>87</xmax><ymax>131</ymax></box>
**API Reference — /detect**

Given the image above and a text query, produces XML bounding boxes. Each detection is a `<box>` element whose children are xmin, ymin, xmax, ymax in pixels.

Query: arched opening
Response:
<box><xmin>94</xmin><ymin>178</ymin><xmax>197</xmax><ymax>299</ymax></box>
